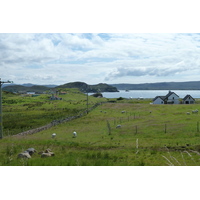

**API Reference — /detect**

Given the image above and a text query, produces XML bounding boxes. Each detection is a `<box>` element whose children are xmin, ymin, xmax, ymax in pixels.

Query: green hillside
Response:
<box><xmin>112</xmin><ymin>81</ymin><xmax>200</xmax><ymax>90</ymax></box>
<box><xmin>2</xmin><ymin>85</ymin><xmax>49</xmax><ymax>93</ymax></box>
<box><xmin>2</xmin><ymin>82</ymin><xmax>119</xmax><ymax>93</ymax></box>
<box><xmin>56</xmin><ymin>82</ymin><xmax>119</xmax><ymax>92</ymax></box>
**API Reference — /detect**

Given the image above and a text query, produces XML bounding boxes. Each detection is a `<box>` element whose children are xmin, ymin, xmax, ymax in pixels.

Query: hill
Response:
<box><xmin>2</xmin><ymin>82</ymin><xmax>119</xmax><ymax>93</ymax></box>
<box><xmin>2</xmin><ymin>85</ymin><xmax>50</xmax><ymax>93</ymax></box>
<box><xmin>55</xmin><ymin>82</ymin><xmax>119</xmax><ymax>93</ymax></box>
<box><xmin>111</xmin><ymin>81</ymin><xmax>200</xmax><ymax>90</ymax></box>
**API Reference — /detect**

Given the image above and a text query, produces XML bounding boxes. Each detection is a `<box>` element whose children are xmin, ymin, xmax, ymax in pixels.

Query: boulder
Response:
<box><xmin>17</xmin><ymin>152</ymin><xmax>31</xmax><ymax>159</ymax></box>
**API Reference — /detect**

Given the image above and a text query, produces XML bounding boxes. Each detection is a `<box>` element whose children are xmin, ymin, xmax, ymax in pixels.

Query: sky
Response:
<box><xmin>1</xmin><ymin>33</ymin><xmax>200</xmax><ymax>85</ymax></box>
<box><xmin>1</xmin><ymin>0</ymin><xmax>200</xmax><ymax>87</ymax></box>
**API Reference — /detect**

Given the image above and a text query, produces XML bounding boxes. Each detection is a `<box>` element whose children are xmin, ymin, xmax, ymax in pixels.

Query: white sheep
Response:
<box><xmin>192</xmin><ymin>109</ymin><xmax>198</xmax><ymax>114</ymax></box>
<box><xmin>116</xmin><ymin>125</ymin><xmax>121</xmax><ymax>128</ymax></box>
<box><xmin>73</xmin><ymin>131</ymin><xmax>77</xmax><ymax>138</ymax></box>
<box><xmin>52</xmin><ymin>133</ymin><xmax>56</xmax><ymax>138</ymax></box>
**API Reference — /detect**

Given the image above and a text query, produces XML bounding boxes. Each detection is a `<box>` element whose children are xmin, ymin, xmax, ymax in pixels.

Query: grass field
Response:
<box><xmin>1</xmin><ymin>90</ymin><xmax>200</xmax><ymax>166</ymax></box>
<box><xmin>2</xmin><ymin>89</ymin><xmax>105</xmax><ymax>135</ymax></box>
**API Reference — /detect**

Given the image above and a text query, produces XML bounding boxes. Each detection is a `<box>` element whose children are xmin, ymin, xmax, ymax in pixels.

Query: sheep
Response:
<box><xmin>52</xmin><ymin>133</ymin><xmax>56</xmax><ymax>138</ymax></box>
<box><xmin>116</xmin><ymin>125</ymin><xmax>121</xmax><ymax>128</ymax></box>
<box><xmin>72</xmin><ymin>131</ymin><xmax>77</xmax><ymax>138</ymax></box>
<box><xmin>121</xmin><ymin>111</ymin><xmax>126</xmax><ymax>114</ymax></box>
<box><xmin>186</xmin><ymin>112</ymin><xmax>190</xmax><ymax>115</ymax></box>
<box><xmin>192</xmin><ymin>109</ymin><xmax>198</xmax><ymax>114</ymax></box>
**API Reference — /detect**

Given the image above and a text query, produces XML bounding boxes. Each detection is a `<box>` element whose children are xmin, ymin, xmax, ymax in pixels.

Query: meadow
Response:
<box><xmin>1</xmin><ymin>90</ymin><xmax>200</xmax><ymax>166</ymax></box>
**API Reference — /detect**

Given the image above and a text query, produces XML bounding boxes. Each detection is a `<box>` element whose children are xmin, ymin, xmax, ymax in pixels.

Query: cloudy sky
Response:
<box><xmin>1</xmin><ymin>33</ymin><xmax>200</xmax><ymax>85</ymax></box>
<box><xmin>1</xmin><ymin>1</ymin><xmax>200</xmax><ymax>86</ymax></box>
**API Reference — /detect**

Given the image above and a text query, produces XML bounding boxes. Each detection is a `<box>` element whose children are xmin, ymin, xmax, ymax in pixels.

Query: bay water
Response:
<box><xmin>89</xmin><ymin>90</ymin><xmax>200</xmax><ymax>99</ymax></box>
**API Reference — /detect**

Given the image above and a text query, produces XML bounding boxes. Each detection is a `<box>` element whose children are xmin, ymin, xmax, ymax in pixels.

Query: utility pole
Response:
<box><xmin>0</xmin><ymin>78</ymin><xmax>13</xmax><ymax>139</ymax></box>
<box><xmin>86</xmin><ymin>92</ymin><xmax>89</xmax><ymax>114</ymax></box>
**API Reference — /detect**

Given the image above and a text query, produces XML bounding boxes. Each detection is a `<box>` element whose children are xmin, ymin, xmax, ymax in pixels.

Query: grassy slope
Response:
<box><xmin>2</xmin><ymin>89</ymin><xmax>105</xmax><ymax>136</ymax></box>
<box><xmin>1</xmin><ymin>95</ymin><xmax>200</xmax><ymax>166</ymax></box>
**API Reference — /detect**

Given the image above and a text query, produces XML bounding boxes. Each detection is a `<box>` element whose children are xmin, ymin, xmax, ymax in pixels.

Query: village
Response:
<box><xmin>153</xmin><ymin>90</ymin><xmax>195</xmax><ymax>104</ymax></box>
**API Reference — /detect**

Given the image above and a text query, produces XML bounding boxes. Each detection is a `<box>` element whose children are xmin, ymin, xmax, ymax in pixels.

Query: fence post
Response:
<box><xmin>164</xmin><ymin>124</ymin><xmax>167</xmax><ymax>133</ymax></box>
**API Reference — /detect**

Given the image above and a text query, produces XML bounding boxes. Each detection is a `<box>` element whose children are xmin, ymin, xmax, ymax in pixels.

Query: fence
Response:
<box><xmin>109</xmin><ymin>115</ymin><xmax>200</xmax><ymax>135</ymax></box>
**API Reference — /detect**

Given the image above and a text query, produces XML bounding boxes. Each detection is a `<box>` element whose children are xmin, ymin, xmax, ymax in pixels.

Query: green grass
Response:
<box><xmin>2</xmin><ymin>91</ymin><xmax>200</xmax><ymax>166</ymax></box>
<box><xmin>2</xmin><ymin>89</ymin><xmax>106</xmax><ymax>136</ymax></box>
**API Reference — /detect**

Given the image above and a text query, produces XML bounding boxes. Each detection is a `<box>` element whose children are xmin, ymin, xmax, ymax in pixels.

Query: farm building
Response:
<box><xmin>153</xmin><ymin>91</ymin><xmax>179</xmax><ymax>104</ymax></box>
<box><xmin>182</xmin><ymin>95</ymin><xmax>195</xmax><ymax>104</ymax></box>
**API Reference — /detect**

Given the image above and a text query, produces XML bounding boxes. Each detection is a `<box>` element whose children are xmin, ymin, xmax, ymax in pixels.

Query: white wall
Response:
<box><xmin>153</xmin><ymin>98</ymin><xmax>164</xmax><ymax>104</ymax></box>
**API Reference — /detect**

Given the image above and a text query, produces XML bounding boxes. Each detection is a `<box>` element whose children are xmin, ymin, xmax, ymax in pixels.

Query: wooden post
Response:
<box><xmin>86</xmin><ymin>92</ymin><xmax>89</xmax><ymax>114</ymax></box>
<box><xmin>164</xmin><ymin>124</ymin><xmax>167</xmax><ymax>133</ymax></box>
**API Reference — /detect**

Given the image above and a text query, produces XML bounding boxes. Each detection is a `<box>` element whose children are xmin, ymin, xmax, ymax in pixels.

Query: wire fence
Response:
<box><xmin>109</xmin><ymin>116</ymin><xmax>200</xmax><ymax>135</ymax></box>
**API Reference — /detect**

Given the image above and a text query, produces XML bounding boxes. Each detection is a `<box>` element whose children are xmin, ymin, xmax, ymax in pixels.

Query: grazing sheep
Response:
<box><xmin>52</xmin><ymin>133</ymin><xmax>56</xmax><ymax>138</ymax></box>
<box><xmin>121</xmin><ymin>111</ymin><xmax>126</xmax><ymax>114</ymax></box>
<box><xmin>186</xmin><ymin>112</ymin><xmax>190</xmax><ymax>115</ymax></box>
<box><xmin>73</xmin><ymin>131</ymin><xmax>77</xmax><ymax>138</ymax></box>
<box><xmin>192</xmin><ymin>109</ymin><xmax>198</xmax><ymax>114</ymax></box>
<box><xmin>17</xmin><ymin>152</ymin><xmax>31</xmax><ymax>159</ymax></box>
<box><xmin>116</xmin><ymin>125</ymin><xmax>121</xmax><ymax>128</ymax></box>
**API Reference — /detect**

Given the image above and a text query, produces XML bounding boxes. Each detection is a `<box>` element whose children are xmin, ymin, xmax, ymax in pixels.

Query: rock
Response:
<box><xmin>17</xmin><ymin>152</ymin><xmax>31</xmax><ymax>159</ymax></box>
<box><xmin>26</xmin><ymin>148</ymin><xmax>37</xmax><ymax>155</ymax></box>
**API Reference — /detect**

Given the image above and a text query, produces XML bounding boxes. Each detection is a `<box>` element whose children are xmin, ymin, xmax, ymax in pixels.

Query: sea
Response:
<box><xmin>88</xmin><ymin>90</ymin><xmax>200</xmax><ymax>99</ymax></box>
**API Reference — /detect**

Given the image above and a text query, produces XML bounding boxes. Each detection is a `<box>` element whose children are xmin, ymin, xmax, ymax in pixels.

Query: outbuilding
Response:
<box><xmin>182</xmin><ymin>95</ymin><xmax>195</xmax><ymax>104</ymax></box>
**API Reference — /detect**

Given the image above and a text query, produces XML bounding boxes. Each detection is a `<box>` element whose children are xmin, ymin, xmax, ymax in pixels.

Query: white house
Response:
<box><xmin>153</xmin><ymin>91</ymin><xmax>179</xmax><ymax>104</ymax></box>
<box><xmin>153</xmin><ymin>96</ymin><xmax>166</xmax><ymax>104</ymax></box>
<box><xmin>182</xmin><ymin>95</ymin><xmax>195</xmax><ymax>104</ymax></box>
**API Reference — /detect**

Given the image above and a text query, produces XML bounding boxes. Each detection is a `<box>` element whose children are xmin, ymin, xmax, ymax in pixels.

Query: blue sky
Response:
<box><xmin>1</xmin><ymin>33</ymin><xmax>200</xmax><ymax>85</ymax></box>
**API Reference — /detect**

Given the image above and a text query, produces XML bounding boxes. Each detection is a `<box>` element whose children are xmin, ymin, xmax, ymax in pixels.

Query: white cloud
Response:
<box><xmin>1</xmin><ymin>33</ymin><xmax>200</xmax><ymax>85</ymax></box>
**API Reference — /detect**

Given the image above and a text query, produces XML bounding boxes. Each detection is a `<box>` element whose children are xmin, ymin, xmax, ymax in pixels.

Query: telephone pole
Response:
<box><xmin>0</xmin><ymin>78</ymin><xmax>13</xmax><ymax>139</ymax></box>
